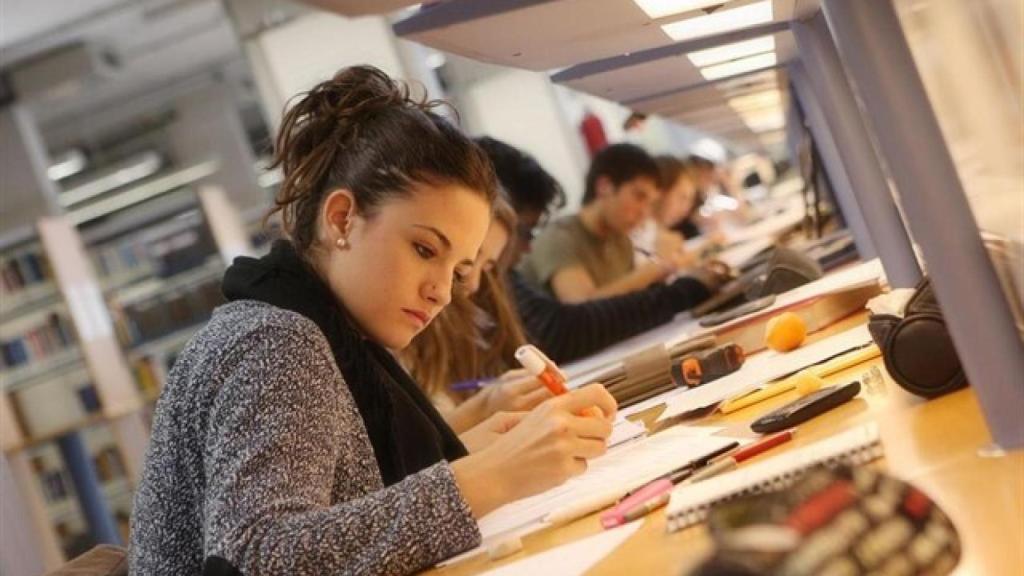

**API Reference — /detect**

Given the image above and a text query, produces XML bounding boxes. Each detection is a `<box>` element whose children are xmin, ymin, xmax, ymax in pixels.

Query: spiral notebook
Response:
<box><xmin>666</xmin><ymin>423</ymin><xmax>883</xmax><ymax>532</ymax></box>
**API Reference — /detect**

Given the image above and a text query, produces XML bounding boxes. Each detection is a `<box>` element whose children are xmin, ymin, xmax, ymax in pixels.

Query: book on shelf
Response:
<box><xmin>0</xmin><ymin>312</ymin><xmax>76</xmax><ymax>370</ymax></box>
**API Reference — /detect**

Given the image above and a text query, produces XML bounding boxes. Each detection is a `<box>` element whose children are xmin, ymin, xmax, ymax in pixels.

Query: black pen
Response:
<box><xmin>621</xmin><ymin>440</ymin><xmax>740</xmax><ymax>500</ymax></box>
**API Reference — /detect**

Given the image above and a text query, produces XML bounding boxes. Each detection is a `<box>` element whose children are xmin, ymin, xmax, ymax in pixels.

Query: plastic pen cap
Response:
<box><xmin>515</xmin><ymin>345</ymin><xmax>548</xmax><ymax>376</ymax></box>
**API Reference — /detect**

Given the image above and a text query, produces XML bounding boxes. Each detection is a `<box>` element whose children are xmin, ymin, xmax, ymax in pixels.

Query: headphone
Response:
<box><xmin>868</xmin><ymin>278</ymin><xmax>966</xmax><ymax>398</ymax></box>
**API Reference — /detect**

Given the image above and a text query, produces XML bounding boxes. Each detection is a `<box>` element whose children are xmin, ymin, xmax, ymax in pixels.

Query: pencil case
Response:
<box><xmin>601</xmin><ymin>336</ymin><xmax>716</xmax><ymax>407</ymax></box>
<box><xmin>693</xmin><ymin>465</ymin><xmax>961</xmax><ymax>576</ymax></box>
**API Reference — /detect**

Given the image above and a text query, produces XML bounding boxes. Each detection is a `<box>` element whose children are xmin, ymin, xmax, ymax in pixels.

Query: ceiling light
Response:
<box><xmin>718</xmin><ymin>70</ymin><xmax>777</xmax><ymax>93</ymax></box>
<box><xmin>634</xmin><ymin>0</ymin><xmax>725</xmax><ymax>20</ymax></box>
<box><xmin>59</xmin><ymin>152</ymin><xmax>164</xmax><ymax>207</ymax></box>
<box><xmin>699</xmin><ymin>51</ymin><xmax>777</xmax><ymax>80</ymax></box>
<box><xmin>728</xmin><ymin>88</ymin><xmax>782</xmax><ymax>111</ymax></box>
<box><xmin>687</xmin><ymin>35</ymin><xmax>775</xmax><ymax>67</ymax></box>
<box><xmin>48</xmin><ymin>149</ymin><xmax>87</xmax><ymax>181</ymax></box>
<box><xmin>661</xmin><ymin>1</ymin><xmax>773</xmax><ymax>42</ymax></box>
<box><xmin>69</xmin><ymin>161</ymin><xmax>219</xmax><ymax>225</ymax></box>
<box><xmin>740</xmin><ymin>109</ymin><xmax>786</xmax><ymax>132</ymax></box>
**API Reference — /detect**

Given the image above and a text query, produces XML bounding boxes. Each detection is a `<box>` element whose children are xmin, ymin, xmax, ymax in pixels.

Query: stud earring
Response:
<box><xmin>336</xmin><ymin>237</ymin><xmax>348</xmax><ymax>249</ymax></box>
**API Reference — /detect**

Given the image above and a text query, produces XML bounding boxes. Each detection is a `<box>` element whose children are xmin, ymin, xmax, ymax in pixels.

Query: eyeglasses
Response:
<box><xmin>516</xmin><ymin>211</ymin><xmax>552</xmax><ymax>242</ymax></box>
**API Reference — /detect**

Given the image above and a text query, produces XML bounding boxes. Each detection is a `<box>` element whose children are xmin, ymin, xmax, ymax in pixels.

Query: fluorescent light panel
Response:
<box><xmin>634</xmin><ymin>0</ymin><xmax>726</xmax><ymax>19</ymax></box>
<box><xmin>699</xmin><ymin>51</ymin><xmax>776</xmax><ymax>80</ymax></box>
<box><xmin>661</xmin><ymin>1</ymin><xmax>773</xmax><ymax>42</ymax></box>
<box><xmin>48</xmin><ymin>149</ymin><xmax>87</xmax><ymax>181</ymax></box>
<box><xmin>687</xmin><ymin>35</ymin><xmax>775</xmax><ymax>67</ymax></box>
<box><xmin>740</xmin><ymin>109</ymin><xmax>786</xmax><ymax>132</ymax></box>
<box><xmin>728</xmin><ymin>88</ymin><xmax>782</xmax><ymax>111</ymax></box>
<box><xmin>59</xmin><ymin>152</ymin><xmax>163</xmax><ymax>207</ymax></box>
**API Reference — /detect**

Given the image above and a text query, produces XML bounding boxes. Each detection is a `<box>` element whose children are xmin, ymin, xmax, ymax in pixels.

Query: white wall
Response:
<box><xmin>453</xmin><ymin>66</ymin><xmax>589</xmax><ymax>212</ymax></box>
<box><xmin>245</xmin><ymin>12</ymin><xmax>412</xmax><ymax>130</ymax></box>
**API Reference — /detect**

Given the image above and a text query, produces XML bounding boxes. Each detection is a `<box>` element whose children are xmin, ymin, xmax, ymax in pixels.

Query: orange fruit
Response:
<box><xmin>765</xmin><ymin>311</ymin><xmax>807</xmax><ymax>352</ymax></box>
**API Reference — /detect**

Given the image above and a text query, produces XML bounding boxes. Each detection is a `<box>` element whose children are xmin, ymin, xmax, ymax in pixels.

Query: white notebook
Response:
<box><xmin>666</xmin><ymin>423</ymin><xmax>884</xmax><ymax>532</ymax></box>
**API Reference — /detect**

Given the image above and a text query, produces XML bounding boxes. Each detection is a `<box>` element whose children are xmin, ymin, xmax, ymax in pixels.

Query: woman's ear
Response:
<box><xmin>321</xmin><ymin>189</ymin><xmax>358</xmax><ymax>248</ymax></box>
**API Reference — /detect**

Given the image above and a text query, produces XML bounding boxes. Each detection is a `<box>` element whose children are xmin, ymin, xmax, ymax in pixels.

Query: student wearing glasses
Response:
<box><xmin>129</xmin><ymin>66</ymin><xmax>615</xmax><ymax>576</ymax></box>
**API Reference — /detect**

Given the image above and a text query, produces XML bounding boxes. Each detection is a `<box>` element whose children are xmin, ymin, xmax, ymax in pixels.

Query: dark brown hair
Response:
<box><xmin>654</xmin><ymin>154</ymin><xmax>688</xmax><ymax>191</ymax></box>
<box><xmin>582</xmin><ymin>143</ymin><xmax>660</xmax><ymax>204</ymax></box>
<box><xmin>404</xmin><ymin>194</ymin><xmax>528</xmax><ymax>399</ymax></box>
<box><xmin>267</xmin><ymin>65</ymin><xmax>498</xmax><ymax>252</ymax></box>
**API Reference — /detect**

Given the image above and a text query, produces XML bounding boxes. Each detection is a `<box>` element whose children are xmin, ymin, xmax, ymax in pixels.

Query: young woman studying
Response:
<box><xmin>403</xmin><ymin>195</ymin><xmax>553</xmax><ymax>438</ymax></box>
<box><xmin>128</xmin><ymin>66</ymin><xmax>616</xmax><ymax>575</ymax></box>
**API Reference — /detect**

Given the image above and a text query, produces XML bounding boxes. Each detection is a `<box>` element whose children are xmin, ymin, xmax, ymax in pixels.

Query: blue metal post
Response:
<box><xmin>788</xmin><ymin>61</ymin><xmax>877</xmax><ymax>259</ymax></box>
<box><xmin>790</xmin><ymin>13</ymin><xmax>922</xmax><ymax>288</ymax></box>
<box><xmin>821</xmin><ymin>0</ymin><xmax>1024</xmax><ymax>449</ymax></box>
<box><xmin>57</xmin><ymin>432</ymin><xmax>121</xmax><ymax>545</ymax></box>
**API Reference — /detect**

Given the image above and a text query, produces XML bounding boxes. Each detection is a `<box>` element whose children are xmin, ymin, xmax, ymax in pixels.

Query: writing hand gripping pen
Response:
<box><xmin>515</xmin><ymin>345</ymin><xmax>604</xmax><ymax>418</ymax></box>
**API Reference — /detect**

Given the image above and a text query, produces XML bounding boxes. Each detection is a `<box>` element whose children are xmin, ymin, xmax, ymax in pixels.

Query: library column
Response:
<box><xmin>36</xmin><ymin>220</ymin><xmax>148</xmax><ymax>483</ymax></box>
<box><xmin>0</xmin><ymin>103</ymin><xmax>65</xmax><ymax>573</ymax></box>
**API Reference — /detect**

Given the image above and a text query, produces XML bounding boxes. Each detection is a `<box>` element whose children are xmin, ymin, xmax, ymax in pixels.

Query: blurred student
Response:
<box><xmin>517</xmin><ymin>143</ymin><xmax>692</xmax><ymax>303</ymax></box>
<box><xmin>631</xmin><ymin>155</ymin><xmax>700</xmax><ymax>267</ymax></box>
<box><xmin>474</xmin><ymin>136</ymin><xmax>566</xmax><ymax>263</ymax></box>
<box><xmin>414</xmin><ymin>139</ymin><xmax>722</xmax><ymax>377</ymax></box>
<box><xmin>129</xmin><ymin>66</ymin><xmax>615</xmax><ymax>576</ymax></box>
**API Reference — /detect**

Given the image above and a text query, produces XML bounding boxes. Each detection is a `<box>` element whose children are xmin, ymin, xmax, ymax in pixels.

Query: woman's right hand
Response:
<box><xmin>451</xmin><ymin>384</ymin><xmax>617</xmax><ymax>517</ymax></box>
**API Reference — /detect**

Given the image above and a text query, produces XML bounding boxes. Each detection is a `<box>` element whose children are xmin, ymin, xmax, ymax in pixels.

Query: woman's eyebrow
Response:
<box><xmin>413</xmin><ymin>224</ymin><xmax>451</xmax><ymax>249</ymax></box>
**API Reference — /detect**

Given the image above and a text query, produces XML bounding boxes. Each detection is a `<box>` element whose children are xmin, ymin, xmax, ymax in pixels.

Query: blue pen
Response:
<box><xmin>450</xmin><ymin>378</ymin><xmax>494</xmax><ymax>392</ymax></box>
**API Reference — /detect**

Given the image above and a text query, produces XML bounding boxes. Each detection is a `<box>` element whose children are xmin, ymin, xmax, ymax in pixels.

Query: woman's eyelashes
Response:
<box><xmin>415</xmin><ymin>241</ymin><xmax>468</xmax><ymax>286</ymax></box>
<box><xmin>413</xmin><ymin>241</ymin><xmax>436</xmax><ymax>260</ymax></box>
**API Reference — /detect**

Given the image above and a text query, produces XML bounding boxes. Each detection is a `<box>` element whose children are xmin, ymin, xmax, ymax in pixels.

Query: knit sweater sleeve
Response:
<box><xmin>201</xmin><ymin>323</ymin><xmax>480</xmax><ymax>575</ymax></box>
<box><xmin>509</xmin><ymin>270</ymin><xmax>712</xmax><ymax>364</ymax></box>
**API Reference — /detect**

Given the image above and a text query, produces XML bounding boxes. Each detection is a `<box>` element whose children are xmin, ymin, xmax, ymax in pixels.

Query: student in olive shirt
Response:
<box><xmin>475</xmin><ymin>137</ymin><xmax>725</xmax><ymax>364</ymax></box>
<box><xmin>518</xmin><ymin>143</ymin><xmax>692</xmax><ymax>303</ymax></box>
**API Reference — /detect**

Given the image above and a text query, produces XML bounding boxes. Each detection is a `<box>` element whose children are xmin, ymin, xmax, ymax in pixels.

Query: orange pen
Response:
<box><xmin>515</xmin><ymin>345</ymin><xmax>603</xmax><ymax>418</ymax></box>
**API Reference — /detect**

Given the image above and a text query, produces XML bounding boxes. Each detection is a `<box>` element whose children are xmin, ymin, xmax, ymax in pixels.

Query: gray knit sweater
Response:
<box><xmin>129</xmin><ymin>300</ymin><xmax>481</xmax><ymax>575</ymax></box>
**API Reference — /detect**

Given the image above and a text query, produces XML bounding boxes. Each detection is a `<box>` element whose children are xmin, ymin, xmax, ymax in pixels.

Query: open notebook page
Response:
<box><xmin>476</xmin><ymin>428</ymin><xmax>742</xmax><ymax>541</ymax></box>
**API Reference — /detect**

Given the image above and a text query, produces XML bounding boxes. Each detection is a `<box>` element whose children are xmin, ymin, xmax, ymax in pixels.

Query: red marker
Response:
<box><xmin>686</xmin><ymin>430</ymin><xmax>794</xmax><ymax>484</ymax></box>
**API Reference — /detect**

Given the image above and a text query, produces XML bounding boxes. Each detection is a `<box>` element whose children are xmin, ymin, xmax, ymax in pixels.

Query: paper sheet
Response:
<box><xmin>606</xmin><ymin>418</ymin><xmax>646</xmax><ymax>448</ymax></box>
<box><xmin>479</xmin><ymin>521</ymin><xmax>643</xmax><ymax>576</ymax></box>
<box><xmin>720</xmin><ymin>195</ymin><xmax>806</xmax><ymax>246</ymax></box>
<box><xmin>475</xmin><ymin>429</ymin><xmax>741</xmax><ymax>540</ymax></box>
<box><xmin>655</xmin><ymin>324</ymin><xmax>874</xmax><ymax>422</ymax></box>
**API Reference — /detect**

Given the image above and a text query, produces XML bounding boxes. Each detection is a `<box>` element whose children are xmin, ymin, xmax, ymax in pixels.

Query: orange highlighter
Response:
<box><xmin>515</xmin><ymin>345</ymin><xmax>603</xmax><ymax>418</ymax></box>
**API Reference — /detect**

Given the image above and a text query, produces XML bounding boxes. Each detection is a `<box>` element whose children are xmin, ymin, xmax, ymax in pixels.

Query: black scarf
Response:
<box><xmin>221</xmin><ymin>240</ymin><xmax>467</xmax><ymax>486</ymax></box>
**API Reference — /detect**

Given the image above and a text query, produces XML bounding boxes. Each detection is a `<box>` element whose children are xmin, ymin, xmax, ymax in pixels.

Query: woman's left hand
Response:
<box><xmin>459</xmin><ymin>411</ymin><xmax>525</xmax><ymax>453</ymax></box>
<box><xmin>481</xmin><ymin>369</ymin><xmax>553</xmax><ymax>416</ymax></box>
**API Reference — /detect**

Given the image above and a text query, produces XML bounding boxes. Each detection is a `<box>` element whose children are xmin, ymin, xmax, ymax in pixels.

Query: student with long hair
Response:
<box><xmin>129</xmin><ymin>66</ymin><xmax>615</xmax><ymax>575</ymax></box>
<box><xmin>403</xmin><ymin>195</ymin><xmax>552</xmax><ymax>437</ymax></box>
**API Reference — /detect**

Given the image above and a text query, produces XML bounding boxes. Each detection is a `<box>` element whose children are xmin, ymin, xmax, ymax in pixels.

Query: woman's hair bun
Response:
<box><xmin>303</xmin><ymin>65</ymin><xmax>438</xmax><ymax>129</ymax></box>
<box><xmin>268</xmin><ymin>65</ymin><xmax>496</xmax><ymax>253</ymax></box>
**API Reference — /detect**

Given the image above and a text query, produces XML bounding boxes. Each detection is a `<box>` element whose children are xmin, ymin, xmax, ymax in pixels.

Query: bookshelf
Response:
<box><xmin>0</xmin><ymin>182</ymin><xmax>260</xmax><ymax>568</ymax></box>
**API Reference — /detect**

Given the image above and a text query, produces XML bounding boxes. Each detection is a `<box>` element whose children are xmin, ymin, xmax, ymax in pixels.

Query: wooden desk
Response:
<box><xmin>431</xmin><ymin>316</ymin><xmax>1024</xmax><ymax>575</ymax></box>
